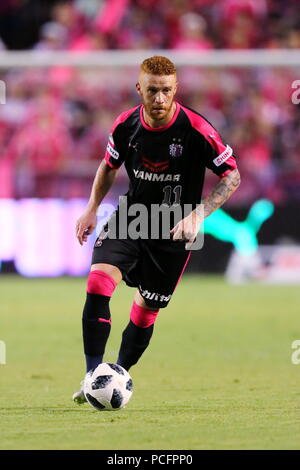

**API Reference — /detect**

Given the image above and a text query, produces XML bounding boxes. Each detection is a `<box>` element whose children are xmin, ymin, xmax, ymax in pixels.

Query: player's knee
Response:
<box><xmin>130</xmin><ymin>301</ymin><xmax>159</xmax><ymax>328</ymax></box>
<box><xmin>87</xmin><ymin>270</ymin><xmax>117</xmax><ymax>297</ymax></box>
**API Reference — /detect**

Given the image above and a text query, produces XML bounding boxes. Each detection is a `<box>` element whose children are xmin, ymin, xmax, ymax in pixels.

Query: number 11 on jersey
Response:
<box><xmin>162</xmin><ymin>185</ymin><xmax>182</xmax><ymax>206</ymax></box>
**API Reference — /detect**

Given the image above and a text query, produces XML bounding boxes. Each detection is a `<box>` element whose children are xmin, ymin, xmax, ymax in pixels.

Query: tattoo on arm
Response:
<box><xmin>199</xmin><ymin>169</ymin><xmax>241</xmax><ymax>218</ymax></box>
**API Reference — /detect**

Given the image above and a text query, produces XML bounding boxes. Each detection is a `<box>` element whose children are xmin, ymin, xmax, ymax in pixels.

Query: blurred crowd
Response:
<box><xmin>0</xmin><ymin>0</ymin><xmax>300</xmax><ymax>51</ymax></box>
<box><xmin>0</xmin><ymin>0</ymin><xmax>299</xmax><ymax>205</ymax></box>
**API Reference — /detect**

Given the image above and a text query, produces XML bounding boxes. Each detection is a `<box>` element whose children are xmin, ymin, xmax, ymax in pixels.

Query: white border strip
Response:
<box><xmin>0</xmin><ymin>50</ymin><xmax>299</xmax><ymax>68</ymax></box>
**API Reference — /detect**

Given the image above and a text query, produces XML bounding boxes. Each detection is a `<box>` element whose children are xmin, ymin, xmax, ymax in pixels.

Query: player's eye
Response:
<box><xmin>148</xmin><ymin>88</ymin><xmax>157</xmax><ymax>94</ymax></box>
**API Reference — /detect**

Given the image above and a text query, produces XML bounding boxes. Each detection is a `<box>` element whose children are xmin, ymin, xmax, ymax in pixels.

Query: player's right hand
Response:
<box><xmin>76</xmin><ymin>210</ymin><xmax>97</xmax><ymax>245</ymax></box>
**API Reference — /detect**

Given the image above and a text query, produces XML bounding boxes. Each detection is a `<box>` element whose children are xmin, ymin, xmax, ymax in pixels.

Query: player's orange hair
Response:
<box><xmin>140</xmin><ymin>56</ymin><xmax>176</xmax><ymax>76</ymax></box>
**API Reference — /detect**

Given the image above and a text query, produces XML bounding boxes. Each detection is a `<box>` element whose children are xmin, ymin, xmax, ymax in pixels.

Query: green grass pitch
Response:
<box><xmin>1</xmin><ymin>274</ymin><xmax>300</xmax><ymax>450</ymax></box>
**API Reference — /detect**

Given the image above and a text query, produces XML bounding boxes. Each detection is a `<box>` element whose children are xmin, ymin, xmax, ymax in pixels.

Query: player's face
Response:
<box><xmin>136</xmin><ymin>73</ymin><xmax>178</xmax><ymax>124</ymax></box>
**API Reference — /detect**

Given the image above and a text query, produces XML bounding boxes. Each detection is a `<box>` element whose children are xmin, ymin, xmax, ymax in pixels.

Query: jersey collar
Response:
<box><xmin>140</xmin><ymin>102</ymin><xmax>180</xmax><ymax>132</ymax></box>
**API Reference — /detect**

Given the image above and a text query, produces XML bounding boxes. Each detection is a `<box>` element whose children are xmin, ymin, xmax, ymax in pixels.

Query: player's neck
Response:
<box><xmin>143</xmin><ymin>102</ymin><xmax>177</xmax><ymax>129</ymax></box>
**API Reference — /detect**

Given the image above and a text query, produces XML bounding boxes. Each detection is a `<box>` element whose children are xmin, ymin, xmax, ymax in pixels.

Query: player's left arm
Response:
<box><xmin>171</xmin><ymin>124</ymin><xmax>241</xmax><ymax>244</ymax></box>
<box><xmin>171</xmin><ymin>169</ymin><xmax>241</xmax><ymax>243</ymax></box>
<box><xmin>201</xmin><ymin>168</ymin><xmax>241</xmax><ymax>218</ymax></box>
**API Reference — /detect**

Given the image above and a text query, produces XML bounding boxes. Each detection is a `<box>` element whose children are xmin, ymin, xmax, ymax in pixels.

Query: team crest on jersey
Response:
<box><xmin>169</xmin><ymin>143</ymin><xmax>183</xmax><ymax>158</ymax></box>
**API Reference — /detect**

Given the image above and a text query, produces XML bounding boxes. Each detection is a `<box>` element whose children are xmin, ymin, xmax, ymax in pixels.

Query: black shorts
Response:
<box><xmin>92</xmin><ymin>226</ymin><xmax>191</xmax><ymax>309</ymax></box>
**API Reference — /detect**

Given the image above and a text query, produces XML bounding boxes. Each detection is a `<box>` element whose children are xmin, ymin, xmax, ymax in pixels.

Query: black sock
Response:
<box><xmin>117</xmin><ymin>320</ymin><xmax>154</xmax><ymax>371</ymax></box>
<box><xmin>82</xmin><ymin>293</ymin><xmax>111</xmax><ymax>372</ymax></box>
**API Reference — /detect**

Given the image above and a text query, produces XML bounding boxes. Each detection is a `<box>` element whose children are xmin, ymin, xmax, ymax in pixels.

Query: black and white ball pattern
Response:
<box><xmin>84</xmin><ymin>363</ymin><xmax>133</xmax><ymax>411</ymax></box>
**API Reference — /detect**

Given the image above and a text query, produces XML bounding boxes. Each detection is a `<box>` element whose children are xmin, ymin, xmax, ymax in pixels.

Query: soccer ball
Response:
<box><xmin>84</xmin><ymin>363</ymin><xmax>133</xmax><ymax>411</ymax></box>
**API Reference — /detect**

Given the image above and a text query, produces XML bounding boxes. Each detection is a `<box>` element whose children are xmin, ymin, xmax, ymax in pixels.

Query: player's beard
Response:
<box><xmin>147</xmin><ymin>100</ymin><xmax>175</xmax><ymax>123</ymax></box>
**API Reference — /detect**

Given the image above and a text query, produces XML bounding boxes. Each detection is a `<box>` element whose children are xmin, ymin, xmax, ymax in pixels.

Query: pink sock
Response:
<box><xmin>87</xmin><ymin>270</ymin><xmax>117</xmax><ymax>297</ymax></box>
<box><xmin>130</xmin><ymin>301</ymin><xmax>159</xmax><ymax>328</ymax></box>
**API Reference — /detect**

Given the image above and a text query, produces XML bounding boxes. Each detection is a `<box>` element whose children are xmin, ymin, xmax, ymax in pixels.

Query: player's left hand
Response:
<box><xmin>170</xmin><ymin>211</ymin><xmax>203</xmax><ymax>248</ymax></box>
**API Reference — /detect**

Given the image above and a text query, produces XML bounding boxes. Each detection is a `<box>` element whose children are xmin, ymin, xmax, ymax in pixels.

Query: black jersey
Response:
<box><xmin>95</xmin><ymin>103</ymin><xmax>238</xmax><ymax>305</ymax></box>
<box><xmin>104</xmin><ymin>102</ymin><xmax>237</xmax><ymax>210</ymax></box>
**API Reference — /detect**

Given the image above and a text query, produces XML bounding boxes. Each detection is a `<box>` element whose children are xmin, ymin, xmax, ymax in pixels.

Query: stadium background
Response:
<box><xmin>0</xmin><ymin>0</ymin><xmax>300</xmax><ymax>278</ymax></box>
<box><xmin>1</xmin><ymin>0</ymin><xmax>300</xmax><ymax>451</ymax></box>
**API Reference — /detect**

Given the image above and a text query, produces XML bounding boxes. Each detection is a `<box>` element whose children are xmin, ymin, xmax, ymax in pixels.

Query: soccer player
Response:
<box><xmin>72</xmin><ymin>56</ymin><xmax>240</xmax><ymax>403</ymax></box>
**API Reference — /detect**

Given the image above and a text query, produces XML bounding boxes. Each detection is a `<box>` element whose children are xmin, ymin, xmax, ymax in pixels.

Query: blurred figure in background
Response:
<box><xmin>171</xmin><ymin>12</ymin><xmax>213</xmax><ymax>50</ymax></box>
<box><xmin>35</xmin><ymin>21</ymin><xmax>68</xmax><ymax>50</ymax></box>
<box><xmin>7</xmin><ymin>90</ymin><xmax>71</xmax><ymax>198</ymax></box>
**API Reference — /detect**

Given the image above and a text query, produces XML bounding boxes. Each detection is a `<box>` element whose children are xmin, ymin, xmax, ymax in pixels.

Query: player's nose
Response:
<box><xmin>154</xmin><ymin>92</ymin><xmax>165</xmax><ymax>104</ymax></box>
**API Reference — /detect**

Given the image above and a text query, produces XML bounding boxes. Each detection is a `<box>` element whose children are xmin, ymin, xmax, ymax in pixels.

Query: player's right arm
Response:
<box><xmin>76</xmin><ymin>160</ymin><xmax>119</xmax><ymax>245</ymax></box>
<box><xmin>76</xmin><ymin>107</ymin><xmax>137</xmax><ymax>245</ymax></box>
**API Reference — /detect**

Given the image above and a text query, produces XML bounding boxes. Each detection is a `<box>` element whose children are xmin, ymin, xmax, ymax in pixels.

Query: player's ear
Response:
<box><xmin>136</xmin><ymin>82</ymin><xmax>141</xmax><ymax>96</ymax></box>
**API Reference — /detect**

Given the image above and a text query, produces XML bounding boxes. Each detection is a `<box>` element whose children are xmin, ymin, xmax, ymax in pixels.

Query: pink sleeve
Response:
<box><xmin>180</xmin><ymin>104</ymin><xmax>238</xmax><ymax>177</ymax></box>
<box><xmin>104</xmin><ymin>105</ymin><xmax>139</xmax><ymax>169</ymax></box>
